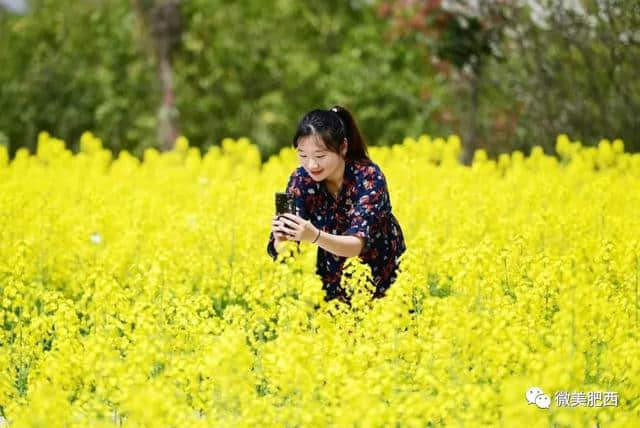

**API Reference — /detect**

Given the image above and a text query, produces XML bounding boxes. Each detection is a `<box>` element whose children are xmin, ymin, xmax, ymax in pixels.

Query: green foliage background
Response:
<box><xmin>0</xmin><ymin>0</ymin><xmax>638</xmax><ymax>160</ymax></box>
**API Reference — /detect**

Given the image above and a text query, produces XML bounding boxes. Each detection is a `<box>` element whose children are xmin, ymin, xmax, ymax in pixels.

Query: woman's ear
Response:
<box><xmin>341</xmin><ymin>139</ymin><xmax>348</xmax><ymax>157</ymax></box>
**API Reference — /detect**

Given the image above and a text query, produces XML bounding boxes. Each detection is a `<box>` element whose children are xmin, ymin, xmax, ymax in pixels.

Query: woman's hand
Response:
<box><xmin>271</xmin><ymin>215</ymin><xmax>291</xmax><ymax>242</ymax></box>
<box><xmin>278</xmin><ymin>213</ymin><xmax>318</xmax><ymax>243</ymax></box>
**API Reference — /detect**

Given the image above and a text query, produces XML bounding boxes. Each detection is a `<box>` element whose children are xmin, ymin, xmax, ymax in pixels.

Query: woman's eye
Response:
<box><xmin>317</xmin><ymin>156</ymin><xmax>325</xmax><ymax>159</ymax></box>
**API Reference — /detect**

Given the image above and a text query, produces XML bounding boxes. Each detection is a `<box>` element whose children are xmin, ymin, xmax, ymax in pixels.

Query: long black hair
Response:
<box><xmin>292</xmin><ymin>105</ymin><xmax>370</xmax><ymax>161</ymax></box>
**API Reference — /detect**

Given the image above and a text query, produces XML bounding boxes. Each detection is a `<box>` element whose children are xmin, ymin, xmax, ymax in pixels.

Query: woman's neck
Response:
<box><xmin>325</xmin><ymin>159</ymin><xmax>346</xmax><ymax>193</ymax></box>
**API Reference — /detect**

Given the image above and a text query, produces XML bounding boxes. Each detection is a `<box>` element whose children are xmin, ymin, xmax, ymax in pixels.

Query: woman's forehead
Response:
<box><xmin>297</xmin><ymin>135</ymin><xmax>328</xmax><ymax>152</ymax></box>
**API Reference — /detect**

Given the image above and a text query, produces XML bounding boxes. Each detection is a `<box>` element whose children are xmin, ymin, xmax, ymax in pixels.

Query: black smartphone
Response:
<box><xmin>275</xmin><ymin>192</ymin><xmax>295</xmax><ymax>216</ymax></box>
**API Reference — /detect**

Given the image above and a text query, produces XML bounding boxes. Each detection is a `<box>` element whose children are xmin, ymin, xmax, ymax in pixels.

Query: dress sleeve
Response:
<box><xmin>343</xmin><ymin>168</ymin><xmax>391</xmax><ymax>254</ymax></box>
<box><xmin>266</xmin><ymin>170</ymin><xmax>305</xmax><ymax>261</ymax></box>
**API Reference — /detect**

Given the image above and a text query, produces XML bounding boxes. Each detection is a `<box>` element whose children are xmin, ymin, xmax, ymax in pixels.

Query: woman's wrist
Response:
<box><xmin>311</xmin><ymin>227</ymin><xmax>321</xmax><ymax>244</ymax></box>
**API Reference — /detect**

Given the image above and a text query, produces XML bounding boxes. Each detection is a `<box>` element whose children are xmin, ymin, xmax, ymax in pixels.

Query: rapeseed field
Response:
<box><xmin>0</xmin><ymin>132</ymin><xmax>638</xmax><ymax>427</ymax></box>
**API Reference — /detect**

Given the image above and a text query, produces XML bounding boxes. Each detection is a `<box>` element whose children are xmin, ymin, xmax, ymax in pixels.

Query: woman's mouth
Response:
<box><xmin>311</xmin><ymin>170</ymin><xmax>323</xmax><ymax>176</ymax></box>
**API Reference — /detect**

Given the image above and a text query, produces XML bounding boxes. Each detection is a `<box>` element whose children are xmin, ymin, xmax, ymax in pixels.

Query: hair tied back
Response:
<box><xmin>292</xmin><ymin>106</ymin><xmax>370</xmax><ymax>161</ymax></box>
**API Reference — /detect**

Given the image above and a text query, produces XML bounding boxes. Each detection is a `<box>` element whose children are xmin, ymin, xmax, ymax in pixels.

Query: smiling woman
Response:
<box><xmin>267</xmin><ymin>106</ymin><xmax>406</xmax><ymax>304</ymax></box>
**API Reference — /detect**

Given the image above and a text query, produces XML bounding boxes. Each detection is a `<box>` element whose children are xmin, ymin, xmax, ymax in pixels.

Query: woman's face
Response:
<box><xmin>296</xmin><ymin>135</ymin><xmax>347</xmax><ymax>182</ymax></box>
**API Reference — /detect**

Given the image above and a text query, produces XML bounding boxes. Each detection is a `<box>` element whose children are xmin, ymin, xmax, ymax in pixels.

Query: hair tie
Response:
<box><xmin>329</xmin><ymin>107</ymin><xmax>346</xmax><ymax>138</ymax></box>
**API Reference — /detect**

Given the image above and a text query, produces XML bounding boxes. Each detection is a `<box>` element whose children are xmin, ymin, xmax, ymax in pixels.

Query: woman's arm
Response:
<box><xmin>277</xmin><ymin>213</ymin><xmax>365</xmax><ymax>258</ymax></box>
<box><xmin>315</xmin><ymin>230</ymin><xmax>365</xmax><ymax>259</ymax></box>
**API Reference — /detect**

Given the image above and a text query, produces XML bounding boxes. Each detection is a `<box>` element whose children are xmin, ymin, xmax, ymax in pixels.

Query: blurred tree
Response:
<box><xmin>131</xmin><ymin>0</ymin><xmax>183</xmax><ymax>150</ymax></box>
<box><xmin>3</xmin><ymin>0</ymin><xmax>634</xmax><ymax>161</ymax></box>
<box><xmin>0</xmin><ymin>0</ymin><xmax>440</xmax><ymax>159</ymax></box>
<box><xmin>377</xmin><ymin>0</ymin><xmax>509</xmax><ymax>164</ymax></box>
<box><xmin>487</xmin><ymin>0</ymin><xmax>640</xmax><ymax>154</ymax></box>
<box><xmin>173</xmin><ymin>0</ymin><xmax>440</xmax><ymax>160</ymax></box>
<box><xmin>377</xmin><ymin>0</ymin><xmax>640</xmax><ymax>158</ymax></box>
<box><xmin>0</xmin><ymin>0</ymin><xmax>159</xmax><ymax>157</ymax></box>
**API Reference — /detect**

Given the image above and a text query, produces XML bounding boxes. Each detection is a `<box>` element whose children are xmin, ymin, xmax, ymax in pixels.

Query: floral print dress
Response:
<box><xmin>267</xmin><ymin>157</ymin><xmax>406</xmax><ymax>303</ymax></box>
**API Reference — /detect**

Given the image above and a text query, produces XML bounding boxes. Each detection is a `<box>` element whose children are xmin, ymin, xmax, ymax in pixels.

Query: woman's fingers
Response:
<box><xmin>281</xmin><ymin>213</ymin><xmax>302</xmax><ymax>225</ymax></box>
<box><xmin>279</xmin><ymin>215</ymin><xmax>300</xmax><ymax>230</ymax></box>
<box><xmin>272</xmin><ymin>217</ymin><xmax>289</xmax><ymax>239</ymax></box>
<box><xmin>273</xmin><ymin>225</ymin><xmax>292</xmax><ymax>238</ymax></box>
<box><xmin>273</xmin><ymin>218</ymin><xmax>290</xmax><ymax>231</ymax></box>
<box><xmin>272</xmin><ymin>215</ymin><xmax>301</xmax><ymax>240</ymax></box>
<box><xmin>272</xmin><ymin>216</ymin><xmax>288</xmax><ymax>229</ymax></box>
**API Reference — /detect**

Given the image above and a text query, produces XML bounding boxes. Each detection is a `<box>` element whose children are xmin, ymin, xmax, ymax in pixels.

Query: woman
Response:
<box><xmin>267</xmin><ymin>106</ymin><xmax>406</xmax><ymax>304</ymax></box>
